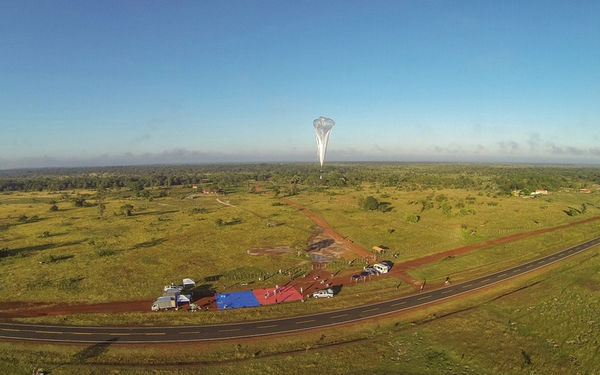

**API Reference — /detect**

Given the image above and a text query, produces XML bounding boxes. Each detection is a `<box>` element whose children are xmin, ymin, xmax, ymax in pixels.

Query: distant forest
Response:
<box><xmin>1</xmin><ymin>163</ymin><xmax>599</xmax><ymax>195</ymax></box>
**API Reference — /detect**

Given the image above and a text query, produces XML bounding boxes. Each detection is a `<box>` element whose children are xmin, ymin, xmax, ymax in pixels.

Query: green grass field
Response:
<box><xmin>1</xmin><ymin>174</ymin><xmax>600</xmax><ymax>374</ymax></box>
<box><xmin>1</xmin><ymin>248</ymin><xmax>598</xmax><ymax>374</ymax></box>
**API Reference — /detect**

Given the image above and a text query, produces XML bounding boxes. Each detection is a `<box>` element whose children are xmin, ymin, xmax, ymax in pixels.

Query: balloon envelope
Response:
<box><xmin>313</xmin><ymin>117</ymin><xmax>335</xmax><ymax>167</ymax></box>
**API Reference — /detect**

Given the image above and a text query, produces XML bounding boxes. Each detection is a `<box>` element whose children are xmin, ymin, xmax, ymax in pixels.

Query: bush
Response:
<box><xmin>39</xmin><ymin>254</ymin><xmax>57</xmax><ymax>264</ymax></box>
<box><xmin>361</xmin><ymin>196</ymin><xmax>379</xmax><ymax>211</ymax></box>
<box><xmin>96</xmin><ymin>249</ymin><xmax>116</xmax><ymax>257</ymax></box>
<box><xmin>405</xmin><ymin>213</ymin><xmax>420</xmax><ymax>223</ymax></box>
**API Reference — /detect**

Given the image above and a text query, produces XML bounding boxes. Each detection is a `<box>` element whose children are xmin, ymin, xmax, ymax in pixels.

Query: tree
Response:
<box><xmin>120</xmin><ymin>204</ymin><xmax>133</xmax><ymax>217</ymax></box>
<box><xmin>440</xmin><ymin>201</ymin><xmax>452</xmax><ymax>216</ymax></box>
<box><xmin>97</xmin><ymin>203</ymin><xmax>106</xmax><ymax>218</ymax></box>
<box><xmin>362</xmin><ymin>196</ymin><xmax>379</xmax><ymax>211</ymax></box>
<box><xmin>73</xmin><ymin>197</ymin><xmax>86</xmax><ymax>207</ymax></box>
<box><xmin>49</xmin><ymin>204</ymin><xmax>58</xmax><ymax>212</ymax></box>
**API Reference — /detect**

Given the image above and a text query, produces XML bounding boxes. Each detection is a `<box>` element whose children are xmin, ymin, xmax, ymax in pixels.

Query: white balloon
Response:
<box><xmin>313</xmin><ymin>117</ymin><xmax>335</xmax><ymax>168</ymax></box>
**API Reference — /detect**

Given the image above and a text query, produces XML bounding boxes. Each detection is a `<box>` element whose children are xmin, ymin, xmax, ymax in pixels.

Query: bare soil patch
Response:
<box><xmin>246</xmin><ymin>245</ymin><xmax>294</xmax><ymax>256</ymax></box>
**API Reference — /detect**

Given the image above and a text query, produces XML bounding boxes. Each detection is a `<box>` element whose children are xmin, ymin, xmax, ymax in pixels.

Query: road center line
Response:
<box><xmin>362</xmin><ymin>308</ymin><xmax>379</xmax><ymax>313</ymax></box>
<box><xmin>257</xmin><ymin>325</ymin><xmax>278</xmax><ymax>329</ymax></box>
<box><xmin>218</xmin><ymin>328</ymin><xmax>240</xmax><ymax>332</ymax></box>
<box><xmin>418</xmin><ymin>295</ymin><xmax>432</xmax><ymax>300</ymax></box>
<box><xmin>330</xmin><ymin>314</ymin><xmax>348</xmax><ymax>319</ymax></box>
<box><xmin>145</xmin><ymin>332</ymin><xmax>166</xmax><ymax>336</ymax></box>
<box><xmin>441</xmin><ymin>289</ymin><xmax>454</xmax><ymax>294</ymax></box>
<box><xmin>296</xmin><ymin>320</ymin><xmax>315</xmax><ymax>324</ymax></box>
<box><xmin>462</xmin><ymin>284</ymin><xmax>473</xmax><ymax>288</ymax></box>
<box><xmin>391</xmin><ymin>301</ymin><xmax>407</xmax><ymax>306</ymax></box>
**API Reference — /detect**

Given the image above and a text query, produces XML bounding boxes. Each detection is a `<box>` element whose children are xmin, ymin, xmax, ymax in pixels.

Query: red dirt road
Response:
<box><xmin>280</xmin><ymin>197</ymin><xmax>373</xmax><ymax>259</ymax></box>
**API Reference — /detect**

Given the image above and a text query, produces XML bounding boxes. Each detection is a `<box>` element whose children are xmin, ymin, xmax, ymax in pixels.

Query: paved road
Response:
<box><xmin>2</xmin><ymin>236</ymin><xmax>599</xmax><ymax>344</ymax></box>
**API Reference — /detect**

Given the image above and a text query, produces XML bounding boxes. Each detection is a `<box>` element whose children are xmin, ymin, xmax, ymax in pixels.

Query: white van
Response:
<box><xmin>373</xmin><ymin>263</ymin><xmax>391</xmax><ymax>274</ymax></box>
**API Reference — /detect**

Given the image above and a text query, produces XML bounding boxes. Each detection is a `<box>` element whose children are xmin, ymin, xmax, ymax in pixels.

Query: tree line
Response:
<box><xmin>1</xmin><ymin>163</ymin><xmax>599</xmax><ymax>194</ymax></box>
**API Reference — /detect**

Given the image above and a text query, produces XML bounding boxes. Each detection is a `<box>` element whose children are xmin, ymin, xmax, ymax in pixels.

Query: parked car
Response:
<box><xmin>312</xmin><ymin>288</ymin><xmax>334</xmax><ymax>298</ymax></box>
<box><xmin>163</xmin><ymin>283</ymin><xmax>183</xmax><ymax>292</ymax></box>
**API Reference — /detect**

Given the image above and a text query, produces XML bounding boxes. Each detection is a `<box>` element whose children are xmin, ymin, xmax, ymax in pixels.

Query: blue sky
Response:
<box><xmin>1</xmin><ymin>1</ymin><xmax>599</xmax><ymax>169</ymax></box>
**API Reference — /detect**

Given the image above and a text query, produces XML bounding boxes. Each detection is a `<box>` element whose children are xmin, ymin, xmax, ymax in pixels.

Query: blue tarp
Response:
<box><xmin>215</xmin><ymin>290</ymin><xmax>261</xmax><ymax>310</ymax></box>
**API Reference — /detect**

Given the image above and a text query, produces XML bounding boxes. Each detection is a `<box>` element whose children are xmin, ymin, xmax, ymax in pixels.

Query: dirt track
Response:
<box><xmin>2</xmin><ymin>195</ymin><xmax>598</xmax><ymax>319</ymax></box>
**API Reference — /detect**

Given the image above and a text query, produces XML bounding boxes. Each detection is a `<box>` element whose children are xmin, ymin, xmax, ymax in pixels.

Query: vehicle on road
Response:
<box><xmin>312</xmin><ymin>288</ymin><xmax>334</xmax><ymax>298</ymax></box>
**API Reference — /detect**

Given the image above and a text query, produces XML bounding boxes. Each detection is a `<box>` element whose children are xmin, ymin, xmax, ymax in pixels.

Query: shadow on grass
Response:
<box><xmin>43</xmin><ymin>337</ymin><xmax>119</xmax><ymax>374</ymax></box>
<box><xmin>131</xmin><ymin>238</ymin><xmax>166</xmax><ymax>249</ymax></box>
<box><xmin>44</xmin><ymin>231</ymin><xmax>69</xmax><ymax>238</ymax></box>
<box><xmin>0</xmin><ymin>217</ymin><xmax>48</xmax><ymax>230</ymax></box>
<box><xmin>0</xmin><ymin>240</ymin><xmax>85</xmax><ymax>259</ymax></box>
<box><xmin>190</xmin><ymin>283</ymin><xmax>217</xmax><ymax>301</ymax></box>
<box><xmin>73</xmin><ymin>337</ymin><xmax>119</xmax><ymax>362</ymax></box>
<box><xmin>133</xmin><ymin>210</ymin><xmax>179</xmax><ymax>217</ymax></box>
<box><xmin>330</xmin><ymin>284</ymin><xmax>343</xmax><ymax>296</ymax></box>
<box><xmin>308</xmin><ymin>238</ymin><xmax>335</xmax><ymax>251</ymax></box>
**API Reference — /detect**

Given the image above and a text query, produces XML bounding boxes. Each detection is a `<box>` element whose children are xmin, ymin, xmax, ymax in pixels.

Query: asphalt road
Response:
<box><xmin>2</xmin><ymin>236</ymin><xmax>599</xmax><ymax>344</ymax></box>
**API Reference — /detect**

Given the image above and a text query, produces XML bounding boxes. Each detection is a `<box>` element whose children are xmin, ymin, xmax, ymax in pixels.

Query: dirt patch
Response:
<box><xmin>247</xmin><ymin>246</ymin><xmax>294</xmax><ymax>256</ymax></box>
<box><xmin>306</xmin><ymin>230</ymin><xmax>348</xmax><ymax>260</ymax></box>
<box><xmin>280</xmin><ymin>197</ymin><xmax>373</xmax><ymax>260</ymax></box>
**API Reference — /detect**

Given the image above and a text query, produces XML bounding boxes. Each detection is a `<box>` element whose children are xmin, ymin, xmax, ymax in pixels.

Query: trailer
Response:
<box><xmin>151</xmin><ymin>296</ymin><xmax>176</xmax><ymax>311</ymax></box>
<box><xmin>373</xmin><ymin>262</ymin><xmax>391</xmax><ymax>274</ymax></box>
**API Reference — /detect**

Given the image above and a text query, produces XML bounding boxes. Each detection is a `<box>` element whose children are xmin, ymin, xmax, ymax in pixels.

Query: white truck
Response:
<box><xmin>151</xmin><ymin>296</ymin><xmax>176</xmax><ymax>311</ymax></box>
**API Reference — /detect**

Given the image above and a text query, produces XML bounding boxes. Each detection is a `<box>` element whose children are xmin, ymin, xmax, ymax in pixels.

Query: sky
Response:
<box><xmin>1</xmin><ymin>1</ymin><xmax>599</xmax><ymax>169</ymax></box>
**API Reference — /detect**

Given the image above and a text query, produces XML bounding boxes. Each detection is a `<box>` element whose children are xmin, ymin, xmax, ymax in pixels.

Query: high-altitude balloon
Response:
<box><xmin>313</xmin><ymin>117</ymin><xmax>335</xmax><ymax>168</ymax></box>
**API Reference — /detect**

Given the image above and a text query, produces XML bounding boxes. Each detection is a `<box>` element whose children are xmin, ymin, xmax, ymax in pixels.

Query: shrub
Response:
<box><xmin>405</xmin><ymin>213</ymin><xmax>420</xmax><ymax>223</ymax></box>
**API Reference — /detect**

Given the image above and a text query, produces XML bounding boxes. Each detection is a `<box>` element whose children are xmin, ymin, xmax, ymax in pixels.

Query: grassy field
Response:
<box><xmin>0</xmin><ymin>188</ymin><xmax>318</xmax><ymax>303</ymax></box>
<box><xmin>1</xmin><ymin>248</ymin><xmax>598</xmax><ymax>374</ymax></box>
<box><xmin>1</xmin><ymin>173</ymin><xmax>600</xmax><ymax>374</ymax></box>
<box><xmin>291</xmin><ymin>186</ymin><xmax>600</xmax><ymax>262</ymax></box>
<box><xmin>1</xmin><ymin>184</ymin><xmax>598</xmax><ymax>306</ymax></box>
